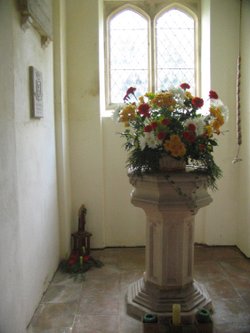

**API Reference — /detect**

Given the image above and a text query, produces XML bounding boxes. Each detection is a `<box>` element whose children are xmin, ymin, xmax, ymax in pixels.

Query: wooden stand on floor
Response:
<box><xmin>71</xmin><ymin>204</ymin><xmax>92</xmax><ymax>255</ymax></box>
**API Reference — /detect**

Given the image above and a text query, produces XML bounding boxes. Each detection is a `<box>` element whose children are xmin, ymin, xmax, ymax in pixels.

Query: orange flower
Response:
<box><xmin>209</xmin><ymin>106</ymin><xmax>221</xmax><ymax>118</ymax></box>
<box><xmin>211</xmin><ymin>116</ymin><xmax>224</xmax><ymax>134</ymax></box>
<box><xmin>151</xmin><ymin>92</ymin><xmax>176</xmax><ymax>109</ymax></box>
<box><xmin>119</xmin><ymin>104</ymin><xmax>136</xmax><ymax>126</ymax></box>
<box><xmin>209</xmin><ymin>106</ymin><xmax>224</xmax><ymax>134</ymax></box>
<box><xmin>164</xmin><ymin>135</ymin><xmax>186</xmax><ymax>157</ymax></box>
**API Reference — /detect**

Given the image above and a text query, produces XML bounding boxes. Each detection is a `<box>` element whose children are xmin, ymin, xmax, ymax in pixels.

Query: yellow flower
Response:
<box><xmin>209</xmin><ymin>106</ymin><xmax>224</xmax><ymax>134</ymax></box>
<box><xmin>211</xmin><ymin>118</ymin><xmax>224</xmax><ymax>134</ymax></box>
<box><xmin>204</xmin><ymin>125</ymin><xmax>213</xmax><ymax>137</ymax></box>
<box><xmin>216</xmin><ymin>113</ymin><xmax>224</xmax><ymax>126</ymax></box>
<box><xmin>119</xmin><ymin>104</ymin><xmax>136</xmax><ymax>127</ymax></box>
<box><xmin>210</xmin><ymin>106</ymin><xmax>221</xmax><ymax>118</ymax></box>
<box><xmin>185</xmin><ymin>91</ymin><xmax>193</xmax><ymax>100</ymax></box>
<box><xmin>164</xmin><ymin>134</ymin><xmax>186</xmax><ymax>157</ymax></box>
<box><xmin>151</xmin><ymin>92</ymin><xmax>176</xmax><ymax>109</ymax></box>
<box><xmin>138</xmin><ymin>96</ymin><xmax>145</xmax><ymax>104</ymax></box>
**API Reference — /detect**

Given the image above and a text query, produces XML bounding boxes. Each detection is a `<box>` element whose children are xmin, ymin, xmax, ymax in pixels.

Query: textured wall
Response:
<box><xmin>0</xmin><ymin>1</ymin><xmax>59</xmax><ymax>332</ymax></box>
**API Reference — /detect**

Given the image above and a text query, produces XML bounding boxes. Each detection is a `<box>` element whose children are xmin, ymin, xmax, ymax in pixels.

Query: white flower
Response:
<box><xmin>184</xmin><ymin>117</ymin><xmax>206</xmax><ymax>136</ymax></box>
<box><xmin>139</xmin><ymin>135</ymin><xmax>146</xmax><ymax>150</ymax></box>
<box><xmin>168</xmin><ymin>86</ymin><xmax>185</xmax><ymax>99</ymax></box>
<box><xmin>168</xmin><ymin>86</ymin><xmax>186</xmax><ymax>107</ymax></box>
<box><xmin>220</xmin><ymin>104</ymin><xmax>229</xmax><ymax>122</ymax></box>
<box><xmin>139</xmin><ymin>132</ymin><xmax>161</xmax><ymax>150</ymax></box>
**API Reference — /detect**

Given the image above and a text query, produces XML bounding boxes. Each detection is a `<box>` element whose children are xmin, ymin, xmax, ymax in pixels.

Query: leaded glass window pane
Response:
<box><xmin>156</xmin><ymin>9</ymin><xmax>195</xmax><ymax>91</ymax></box>
<box><xmin>109</xmin><ymin>10</ymin><xmax>149</xmax><ymax>103</ymax></box>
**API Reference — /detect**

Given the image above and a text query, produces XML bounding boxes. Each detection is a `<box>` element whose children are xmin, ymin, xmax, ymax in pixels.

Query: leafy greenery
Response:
<box><xmin>115</xmin><ymin>84</ymin><xmax>228</xmax><ymax>190</ymax></box>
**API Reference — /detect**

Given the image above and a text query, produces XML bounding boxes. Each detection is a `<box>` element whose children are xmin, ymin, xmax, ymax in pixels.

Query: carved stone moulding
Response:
<box><xmin>127</xmin><ymin>278</ymin><xmax>212</xmax><ymax>324</ymax></box>
<box><xmin>18</xmin><ymin>0</ymin><xmax>53</xmax><ymax>48</ymax></box>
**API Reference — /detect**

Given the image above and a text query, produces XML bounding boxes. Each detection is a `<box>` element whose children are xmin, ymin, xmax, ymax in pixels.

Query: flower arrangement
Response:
<box><xmin>114</xmin><ymin>83</ymin><xmax>228</xmax><ymax>189</ymax></box>
<box><xmin>60</xmin><ymin>252</ymin><xmax>103</xmax><ymax>275</ymax></box>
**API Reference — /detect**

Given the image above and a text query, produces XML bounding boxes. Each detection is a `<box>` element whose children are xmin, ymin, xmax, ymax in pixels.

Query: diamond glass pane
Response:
<box><xmin>156</xmin><ymin>9</ymin><xmax>195</xmax><ymax>91</ymax></box>
<box><xmin>109</xmin><ymin>10</ymin><xmax>148</xmax><ymax>103</ymax></box>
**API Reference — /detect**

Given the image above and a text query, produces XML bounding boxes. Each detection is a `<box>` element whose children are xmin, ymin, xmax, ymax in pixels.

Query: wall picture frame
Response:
<box><xmin>29</xmin><ymin>66</ymin><xmax>43</xmax><ymax>119</ymax></box>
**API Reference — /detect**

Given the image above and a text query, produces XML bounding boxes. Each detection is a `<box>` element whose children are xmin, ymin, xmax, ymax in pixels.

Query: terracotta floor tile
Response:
<box><xmin>28</xmin><ymin>246</ymin><xmax>250</xmax><ymax>333</ymax></box>
<box><xmin>28</xmin><ymin>302</ymin><xmax>78</xmax><ymax>330</ymax></box>
<box><xmin>194</xmin><ymin>262</ymin><xmax>226</xmax><ymax>281</ymax></box>
<box><xmin>42</xmin><ymin>285</ymin><xmax>82</xmax><ymax>303</ymax></box>
<box><xmin>79</xmin><ymin>295</ymin><xmax>120</xmax><ymax>315</ymax></box>
<box><xmin>202</xmin><ymin>278</ymin><xmax>239</xmax><ymax>300</ymax></box>
<box><xmin>72</xmin><ymin>314</ymin><xmax>119</xmax><ymax>333</ymax></box>
<box><xmin>212</xmin><ymin>298</ymin><xmax>250</xmax><ymax>325</ymax></box>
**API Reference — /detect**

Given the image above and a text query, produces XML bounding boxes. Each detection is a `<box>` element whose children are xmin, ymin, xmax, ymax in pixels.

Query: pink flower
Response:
<box><xmin>123</xmin><ymin>87</ymin><xmax>136</xmax><ymax>102</ymax></box>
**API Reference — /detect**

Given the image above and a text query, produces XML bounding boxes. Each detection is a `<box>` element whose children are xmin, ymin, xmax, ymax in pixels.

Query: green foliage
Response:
<box><xmin>115</xmin><ymin>84</ymin><xmax>228</xmax><ymax>190</ymax></box>
<box><xmin>59</xmin><ymin>256</ymin><xmax>103</xmax><ymax>275</ymax></box>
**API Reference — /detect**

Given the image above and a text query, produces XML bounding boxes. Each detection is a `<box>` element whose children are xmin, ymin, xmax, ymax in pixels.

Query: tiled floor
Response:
<box><xmin>27</xmin><ymin>246</ymin><xmax>250</xmax><ymax>333</ymax></box>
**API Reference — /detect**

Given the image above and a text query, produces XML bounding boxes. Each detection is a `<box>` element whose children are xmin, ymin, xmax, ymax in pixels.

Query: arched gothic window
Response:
<box><xmin>106</xmin><ymin>4</ymin><xmax>198</xmax><ymax>107</ymax></box>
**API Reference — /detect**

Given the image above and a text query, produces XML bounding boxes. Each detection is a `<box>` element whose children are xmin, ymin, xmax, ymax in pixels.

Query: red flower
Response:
<box><xmin>209</xmin><ymin>90</ymin><xmax>219</xmax><ymax>99</ymax></box>
<box><xmin>144</xmin><ymin>125</ymin><xmax>153</xmax><ymax>132</ymax></box>
<box><xmin>189</xmin><ymin>133</ymin><xmax>196</xmax><ymax>142</ymax></box>
<box><xmin>192</xmin><ymin>97</ymin><xmax>204</xmax><ymax>108</ymax></box>
<box><xmin>183</xmin><ymin>131</ymin><xmax>190</xmax><ymax>140</ymax></box>
<box><xmin>199</xmin><ymin>144</ymin><xmax>206</xmax><ymax>151</ymax></box>
<box><xmin>162</xmin><ymin>118</ymin><xmax>171</xmax><ymax>126</ymax></box>
<box><xmin>138</xmin><ymin>103</ymin><xmax>150</xmax><ymax>117</ymax></box>
<box><xmin>68</xmin><ymin>254</ymin><xmax>78</xmax><ymax>266</ymax></box>
<box><xmin>183</xmin><ymin>131</ymin><xmax>196</xmax><ymax>143</ymax></box>
<box><xmin>123</xmin><ymin>87</ymin><xmax>136</xmax><ymax>102</ymax></box>
<box><xmin>151</xmin><ymin>122</ymin><xmax>158</xmax><ymax>129</ymax></box>
<box><xmin>157</xmin><ymin>132</ymin><xmax>166</xmax><ymax>140</ymax></box>
<box><xmin>180</xmin><ymin>83</ymin><xmax>190</xmax><ymax>90</ymax></box>
<box><xmin>187</xmin><ymin>123</ymin><xmax>196</xmax><ymax>132</ymax></box>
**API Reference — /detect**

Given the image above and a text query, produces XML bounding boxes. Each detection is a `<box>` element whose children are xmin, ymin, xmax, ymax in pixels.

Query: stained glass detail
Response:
<box><xmin>109</xmin><ymin>10</ymin><xmax>149</xmax><ymax>103</ymax></box>
<box><xmin>156</xmin><ymin>9</ymin><xmax>195</xmax><ymax>91</ymax></box>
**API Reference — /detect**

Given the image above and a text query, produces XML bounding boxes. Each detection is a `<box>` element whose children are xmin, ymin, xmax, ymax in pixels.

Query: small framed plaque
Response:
<box><xmin>30</xmin><ymin>66</ymin><xmax>43</xmax><ymax>119</ymax></box>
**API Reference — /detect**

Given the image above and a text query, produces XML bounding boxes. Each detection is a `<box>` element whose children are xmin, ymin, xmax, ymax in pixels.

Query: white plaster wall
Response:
<box><xmin>53</xmin><ymin>0</ymin><xmax>72</xmax><ymax>258</ymax></box>
<box><xmin>237</xmin><ymin>0</ymin><xmax>250</xmax><ymax>256</ymax></box>
<box><xmin>102</xmin><ymin>118</ymin><xmax>146</xmax><ymax>246</ymax></box>
<box><xmin>195</xmin><ymin>0</ymin><xmax>239</xmax><ymax>245</ymax></box>
<box><xmin>66</xmin><ymin>0</ymin><xmax>146</xmax><ymax>247</ymax></box>
<box><xmin>66</xmin><ymin>0</ymin><xmax>245</xmax><ymax>249</ymax></box>
<box><xmin>0</xmin><ymin>1</ymin><xmax>25</xmax><ymax>331</ymax></box>
<box><xmin>66</xmin><ymin>0</ymin><xmax>106</xmax><ymax>247</ymax></box>
<box><xmin>0</xmin><ymin>1</ymin><xmax>59</xmax><ymax>332</ymax></box>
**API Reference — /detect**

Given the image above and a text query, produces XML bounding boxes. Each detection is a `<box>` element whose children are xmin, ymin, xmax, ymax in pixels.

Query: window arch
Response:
<box><xmin>106</xmin><ymin>6</ymin><xmax>149</xmax><ymax>106</ymax></box>
<box><xmin>155</xmin><ymin>6</ymin><xmax>197</xmax><ymax>91</ymax></box>
<box><xmin>105</xmin><ymin>3</ymin><xmax>198</xmax><ymax>107</ymax></box>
